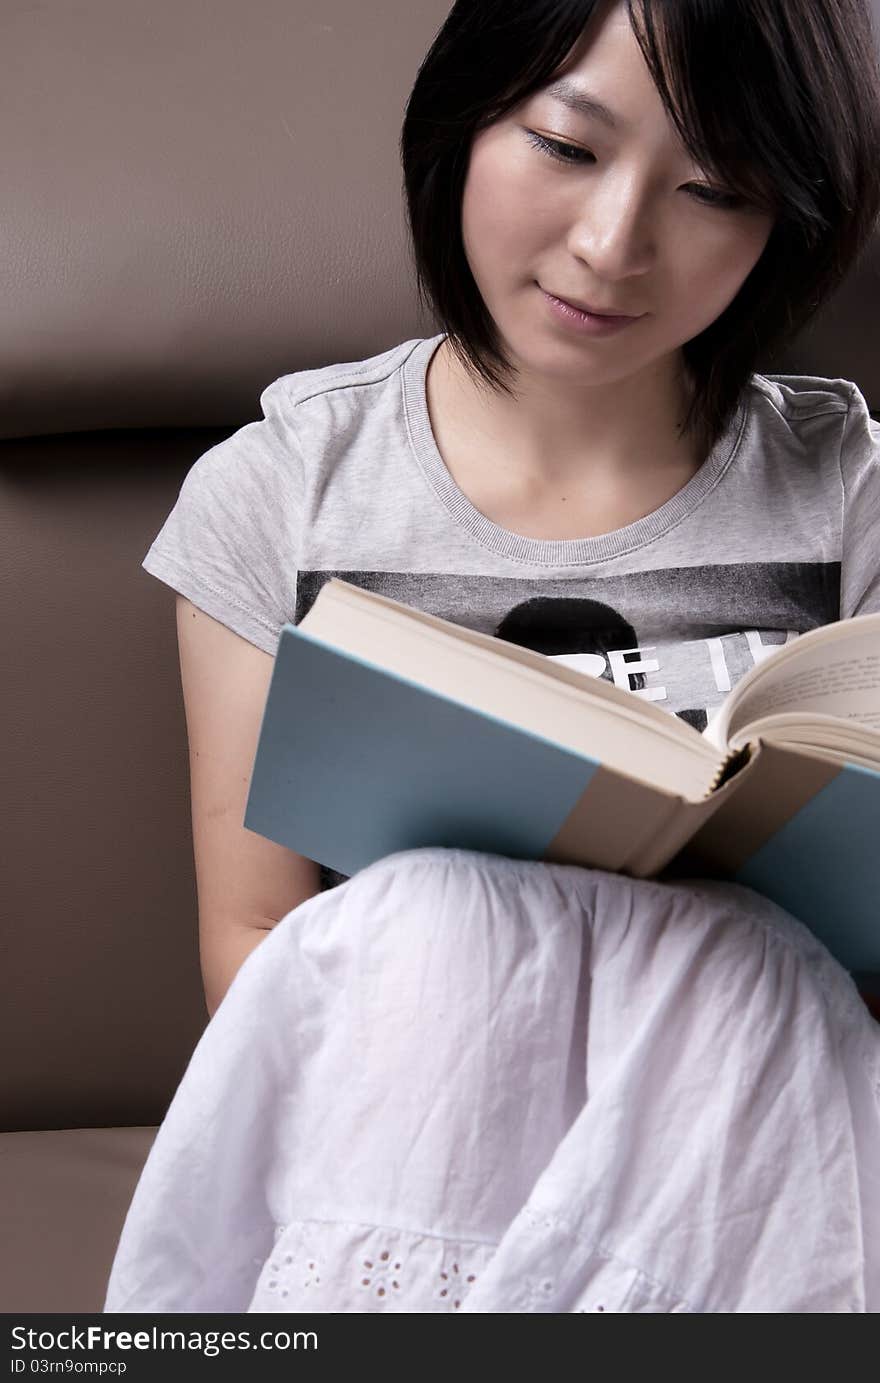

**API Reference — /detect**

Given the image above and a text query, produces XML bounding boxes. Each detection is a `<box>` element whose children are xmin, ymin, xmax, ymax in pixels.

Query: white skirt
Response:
<box><xmin>103</xmin><ymin>847</ymin><xmax>880</xmax><ymax>1313</ymax></box>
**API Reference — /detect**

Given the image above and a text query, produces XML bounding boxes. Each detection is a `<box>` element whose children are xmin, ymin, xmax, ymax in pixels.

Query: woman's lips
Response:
<box><xmin>540</xmin><ymin>288</ymin><xmax>643</xmax><ymax>334</ymax></box>
<box><xmin>550</xmin><ymin>292</ymin><xmax>641</xmax><ymax>318</ymax></box>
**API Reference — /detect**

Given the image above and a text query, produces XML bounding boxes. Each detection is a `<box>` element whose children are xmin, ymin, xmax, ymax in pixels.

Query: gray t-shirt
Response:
<box><xmin>143</xmin><ymin>332</ymin><xmax>880</xmax><ymax>886</ymax></box>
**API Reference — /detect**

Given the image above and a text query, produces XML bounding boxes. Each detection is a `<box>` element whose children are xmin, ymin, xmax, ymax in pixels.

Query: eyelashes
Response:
<box><xmin>523</xmin><ymin>130</ymin><xmax>745</xmax><ymax>210</ymax></box>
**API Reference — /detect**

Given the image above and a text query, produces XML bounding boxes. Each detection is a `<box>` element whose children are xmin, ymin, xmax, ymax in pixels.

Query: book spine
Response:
<box><xmin>624</xmin><ymin>795</ymin><xmax>726</xmax><ymax>877</ymax></box>
<box><xmin>631</xmin><ymin>741</ymin><xmax>785</xmax><ymax>876</ymax></box>
<box><xmin>708</xmin><ymin>743</ymin><xmax>753</xmax><ymax>793</ymax></box>
<box><xmin>685</xmin><ymin>740</ymin><xmax>842</xmax><ymax>877</ymax></box>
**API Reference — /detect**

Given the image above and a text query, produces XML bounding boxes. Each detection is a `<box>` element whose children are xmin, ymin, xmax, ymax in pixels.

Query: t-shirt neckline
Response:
<box><xmin>402</xmin><ymin>332</ymin><xmax>749</xmax><ymax>566</ymax></box>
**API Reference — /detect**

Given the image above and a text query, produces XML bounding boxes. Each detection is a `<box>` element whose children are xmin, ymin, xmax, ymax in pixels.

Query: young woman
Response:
<box><xmin>105</xmin><ymin>0</ymin><xmax>880</xmax><ymax>1312</ymax></box>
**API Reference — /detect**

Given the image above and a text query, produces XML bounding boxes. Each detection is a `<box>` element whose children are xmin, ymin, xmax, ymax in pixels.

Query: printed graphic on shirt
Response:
<box><xmin>295</xmin><ymin>561</ymin><xmax>839</xmax><ymax>731</ymax></box>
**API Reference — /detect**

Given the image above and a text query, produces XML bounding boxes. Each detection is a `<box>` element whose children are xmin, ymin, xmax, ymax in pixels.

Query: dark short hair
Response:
<box><xmin>400</xmin><ymin>0</ymin><xmax>880</xmax><ymax>455</ymax></box>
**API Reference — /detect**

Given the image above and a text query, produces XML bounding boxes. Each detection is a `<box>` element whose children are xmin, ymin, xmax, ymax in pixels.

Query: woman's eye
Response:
<box><xmin>525</xmin><ymin>131</ymin><xmax>593</xmax><ymax>165</ymax></box>
<box><xmin>524</xmin><ymin>130</ymin><xmax>744</xmax><ymax>209</ymax></box>
<box><xmin>686</xmin><ymin>184</ymin><xmax>745</xmax><ymax>209</ymax></box>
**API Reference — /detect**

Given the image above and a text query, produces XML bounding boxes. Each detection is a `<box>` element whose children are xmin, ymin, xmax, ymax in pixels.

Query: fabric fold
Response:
<box><xmin>104</xmin><ymin>849</ymin><xmax>880</xmax><ymax>1314</ymax></box>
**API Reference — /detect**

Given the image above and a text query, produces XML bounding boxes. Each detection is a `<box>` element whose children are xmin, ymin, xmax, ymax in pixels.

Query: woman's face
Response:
<box><xmin>460</xmin><ymin>0</ymin><xmax>775</xmax><ymax>390</ymax></box>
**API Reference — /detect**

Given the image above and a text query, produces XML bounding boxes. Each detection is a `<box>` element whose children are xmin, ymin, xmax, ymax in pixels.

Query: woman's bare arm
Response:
<box><xmin>175</xmin><ymin>595</ymin><xmax>321</xmax><ymax>1017</ymax></box>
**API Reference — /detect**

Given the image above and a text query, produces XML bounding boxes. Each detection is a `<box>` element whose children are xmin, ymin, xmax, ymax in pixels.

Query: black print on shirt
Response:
<box><xmin>490</xmin><ymin>595</ymin><xmax>718</xmax><ymax>728</ymax></box>
<box><xmin>493</xmin><ymin>595</ymin><xmax>647</xmax><ymax>692</ymax></box>
<box><xmin>296</xmin><ymin>562</ymin><xmax>837</xmax><ymax>727</ymax></box>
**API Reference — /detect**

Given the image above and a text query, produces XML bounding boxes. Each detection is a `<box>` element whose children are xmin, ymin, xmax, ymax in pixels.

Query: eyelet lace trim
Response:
<box><xmin>247</xmin><ymin>1219</ymin><xmax>497</xmax><ymax>1313</ymax></box>
<box><xmin>246</xmin><ymin>1212</ymin><xmax>698</xmax><ymax>1312</ymax></box>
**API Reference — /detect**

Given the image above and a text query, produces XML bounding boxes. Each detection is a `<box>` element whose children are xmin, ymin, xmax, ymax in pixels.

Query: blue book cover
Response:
<box><xmin>678</xmin><ymin>745</ymin><xmax>880</xmax><ymax>972</ymax></box>
<box><xmin>243</xmin><ymin>625</ymin><xmax>605</xmax><ymax>876</ymax></box>
<box><xmin>244</xmin><ymin>608</ymin><xmax>880</xmax><ymax>975</ymax></box>
<box><xmin>731</xmin><ymin>761</ymin><xmax>880</xmax><ymax>971</ymax></box>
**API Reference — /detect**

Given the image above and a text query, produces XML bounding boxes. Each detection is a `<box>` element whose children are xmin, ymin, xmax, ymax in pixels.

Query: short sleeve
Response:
<box><xmin>839</xmin><ymin>381</ymin><xmax>880</xmax><ymax>619</ymax></box>
<box><xmin>141</xmin><ymin>377</ymin><xmax>304</xmax><ymax>655</ymax></box>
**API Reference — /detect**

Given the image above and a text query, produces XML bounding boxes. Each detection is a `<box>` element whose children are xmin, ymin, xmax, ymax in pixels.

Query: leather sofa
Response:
<box><xmin>1</xmin><ymin>0</ymin><xmax>878</xmax><ymax>1314</ymax></box>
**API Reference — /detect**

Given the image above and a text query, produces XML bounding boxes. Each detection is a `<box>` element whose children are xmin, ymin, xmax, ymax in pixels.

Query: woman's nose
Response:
<box><xmin>566</xmin><ymin>176</ymin><xmax>658</xmax><ymax>279</ymax></box>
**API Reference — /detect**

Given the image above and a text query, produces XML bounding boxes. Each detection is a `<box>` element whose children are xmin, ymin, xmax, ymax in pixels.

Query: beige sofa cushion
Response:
<box><xmin>0</xmin><ymin>1127</ymin><xmax>156</xmax><ymax>1313</ymax></box>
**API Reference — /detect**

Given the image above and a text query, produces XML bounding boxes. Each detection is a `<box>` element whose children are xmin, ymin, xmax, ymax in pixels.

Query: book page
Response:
<box><xmin>302</xmin><ymin>579</ymin><xmax>723</xmax><ymax>799</ymax></box>
<box><xmin>713</xmin><ymin>617</ymin><xmax>880</xmax><ymax>747</ymax></box>
<box><xmin>727</xmin><ymin>712</ymin><xmax>880</xmax><ymax>769</ymax></box>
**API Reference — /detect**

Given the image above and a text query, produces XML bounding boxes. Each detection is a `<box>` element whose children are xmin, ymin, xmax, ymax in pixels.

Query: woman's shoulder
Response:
<box><xmin>748</xmin><ymin>369</ymin><xmax>864</xmax><ymax>422</ymax></box>
<box><xmin>177</xmin><ymin>334</ymin><xmax>443</xmax><ymax>507</ymax></box>
<box><xmin>746</xmin><ymin>370</ymin><xmax>878</xmax><ymax>473</ymax></box>
<box><xmin>258</xmin><ymin>334</ymin><xmax>441</xmax><ymax>414</ymax></box>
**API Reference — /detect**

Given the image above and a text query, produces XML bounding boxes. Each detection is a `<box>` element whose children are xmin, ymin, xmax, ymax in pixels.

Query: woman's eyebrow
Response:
<box><xmin>543</xmin><ymin>79</ymin><xmax>620</xmax><ymax>130</ymax></box>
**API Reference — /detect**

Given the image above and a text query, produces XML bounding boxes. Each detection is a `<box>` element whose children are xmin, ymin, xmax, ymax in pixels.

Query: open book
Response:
<box><xmin>244</xmin><ymin>580</ymin><xmax>880</xmax><ymax>972</ymax></box>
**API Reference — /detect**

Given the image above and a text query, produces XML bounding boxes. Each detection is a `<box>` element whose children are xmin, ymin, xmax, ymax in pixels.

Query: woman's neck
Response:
<box><xmin>425</xmin><ymin>336</ymin><xmax>706</xmax><ymax>539</ymax></box>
